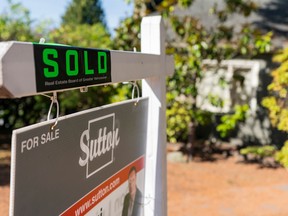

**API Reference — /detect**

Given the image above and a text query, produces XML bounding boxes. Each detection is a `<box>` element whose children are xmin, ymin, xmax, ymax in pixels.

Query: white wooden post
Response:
<box><xmin>141</xmin><ymin>16</ymin><xmax>167</xmax><ymax>216</ymax></box>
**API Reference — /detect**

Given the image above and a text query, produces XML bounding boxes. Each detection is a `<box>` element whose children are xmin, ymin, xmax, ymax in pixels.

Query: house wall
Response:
<box><xmin>197</xmin><ymin>56</ymin><xmax>287</xmax><ymax>147</ymax></box>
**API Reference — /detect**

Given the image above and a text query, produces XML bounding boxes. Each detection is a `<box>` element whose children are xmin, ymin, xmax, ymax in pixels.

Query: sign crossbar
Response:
<box><xmin>0</xmin><ymin>39</ymin><xmax>173</xmax><ymax>98</ymax></box>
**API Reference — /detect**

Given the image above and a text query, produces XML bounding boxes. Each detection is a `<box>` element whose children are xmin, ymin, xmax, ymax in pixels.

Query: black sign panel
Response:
<box><xmin>33</xmin><ymin>44</ymin><xmax>111</xmax><ymax>92</ymax></box>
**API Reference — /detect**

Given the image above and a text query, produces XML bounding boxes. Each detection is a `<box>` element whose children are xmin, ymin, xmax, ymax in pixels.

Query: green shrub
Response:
<box><xmin>240</xmin><ymin>145</ymin><xmax>277</xmax><ymax>159</ymax></box>
<box><xmin>216</xmin><ymin>104</ymin><xmax>249</xmax><ymax>138</ymax></box>
<box><xmin>275</xmin><ymin>141</ymin><xmax>288</xmax><ymax>168</ymax></box>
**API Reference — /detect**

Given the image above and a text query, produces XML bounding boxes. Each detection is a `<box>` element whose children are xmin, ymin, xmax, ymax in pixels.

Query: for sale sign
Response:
<box><xmin>10</xmin><ymin>98</ymin><xmax>148</xmax><ymax>216</ymax></box>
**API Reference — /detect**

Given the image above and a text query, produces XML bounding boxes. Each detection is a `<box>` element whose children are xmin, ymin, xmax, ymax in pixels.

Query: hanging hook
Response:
<box><xmin>47</xmin><ymin>92</ymin><xmax>59</xmax><ymax>130</ymax></box>
<box><xmin>131</xmin><ymin>81</ymin><xmax>140</xmax><ymax>106</ymax></box>
<box><xmin>131</xmin><ymin>48</ymin><xmax>140</xmax><ymax>105</ymax></box>
<box><xmin>122</xmin><ymin>81</ymin><xmax>140</xmax><ymax>105</ymax></box>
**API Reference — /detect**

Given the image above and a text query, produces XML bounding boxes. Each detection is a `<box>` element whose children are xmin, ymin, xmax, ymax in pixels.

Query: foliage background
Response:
<box><xmin>2</xmin><ymin>0</ymin><xmax>286</xmax><ymax>165</ymax></box>
<box><xmin>0</xmin><ymin>0</ymin><xmax>130</xmax><ymax>133</ymax></box>
<box><xmin>113</xmin><ymin>0</ymin><xmax>271</xmax><ymax>143</ymax></box>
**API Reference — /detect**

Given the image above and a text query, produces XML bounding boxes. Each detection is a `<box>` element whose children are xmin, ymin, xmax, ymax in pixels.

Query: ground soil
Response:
<box><xmin>2</xmin><ymin>149</ymin><xmax>288</xmax><ymax>216</ymax></box>
<box><xmin>167</xmin><ymin>154</ymin><xmax>288</xmax><ymax>216</ymax></box>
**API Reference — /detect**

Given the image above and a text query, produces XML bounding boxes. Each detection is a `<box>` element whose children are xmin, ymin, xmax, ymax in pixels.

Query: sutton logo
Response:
<box><xmin>78</xmin><ymin>113</ymin><xmax>120</xmax><ymax>178</ymax></box>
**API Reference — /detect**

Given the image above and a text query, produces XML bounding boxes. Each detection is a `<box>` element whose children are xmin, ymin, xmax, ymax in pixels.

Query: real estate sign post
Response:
<box><xmin>0</xmin><ymin>16</ymin><xmax>173</xmax><ymax>216</ymax></box>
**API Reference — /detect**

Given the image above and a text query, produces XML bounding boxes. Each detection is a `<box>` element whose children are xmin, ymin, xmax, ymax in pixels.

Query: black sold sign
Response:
<box><xmin>33</xmin><ymin>44</ymin><xmax>111</xmax><ymax>92</ymax></box>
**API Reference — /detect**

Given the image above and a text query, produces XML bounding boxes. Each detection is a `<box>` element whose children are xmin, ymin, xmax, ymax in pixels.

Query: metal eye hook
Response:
<box><xmin>80</xmin><ymin>86</ymin><xmax>88</xmax><ymax>93</ymax></box>
<box><xmin>39</xmin><ymin>38</ymin><xmax>46</xmax><ymax>44</ymax></box>
<box><xmin>47</xmin><ymin>92</ymin><xmax>59</xmax><ymax>130</ymax></box>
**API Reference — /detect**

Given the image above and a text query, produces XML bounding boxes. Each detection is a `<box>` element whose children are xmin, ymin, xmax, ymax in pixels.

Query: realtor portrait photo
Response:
<box><xmin>122</xmin><ymin>166</ymin><xmax>143</xmax><ymax>216</ymax></box>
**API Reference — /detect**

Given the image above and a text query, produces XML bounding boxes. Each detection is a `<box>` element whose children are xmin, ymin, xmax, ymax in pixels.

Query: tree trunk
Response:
<box><xmin>187</xmin><ymin>121</ymin><xmax>196</xmax><ymax>162</ymax></box>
